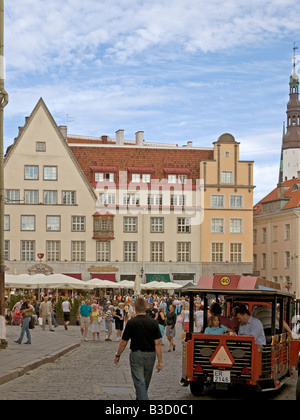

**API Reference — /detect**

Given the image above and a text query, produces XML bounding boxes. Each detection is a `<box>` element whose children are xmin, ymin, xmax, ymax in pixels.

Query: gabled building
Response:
<box><xmin>4</xmin><ymin>98</ymin><xmax>254</xmax><ymax>283</ymax></box>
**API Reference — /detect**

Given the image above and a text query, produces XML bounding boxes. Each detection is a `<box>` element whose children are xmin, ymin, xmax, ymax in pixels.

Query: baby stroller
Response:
<box><xmin>13</xmin><ymin>309</ymin><xmax>23</xmax><ymax>326</ymax></box>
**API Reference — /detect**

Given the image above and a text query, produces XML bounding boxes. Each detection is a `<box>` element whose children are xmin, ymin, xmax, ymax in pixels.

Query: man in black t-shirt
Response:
<box><xmin>114</xmin><ymin>297</ymin><xmax>163</xmax><ymax>400</ymax></box>
<box><xmin>146</xmin><ymin>302</ymin><xmax>158</xmax><ymax>321</ymax></box>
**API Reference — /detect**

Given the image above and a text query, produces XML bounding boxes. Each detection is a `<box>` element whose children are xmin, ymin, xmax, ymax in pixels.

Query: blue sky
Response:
<box><xmin>3</xmin><ymin>0</ymin><xmax>300</xmax><ymax>204</ymax></box>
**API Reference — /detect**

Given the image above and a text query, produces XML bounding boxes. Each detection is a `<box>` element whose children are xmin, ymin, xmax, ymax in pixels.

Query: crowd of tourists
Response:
<box><xmin>6</xmin><ymin>291</ymin><xmax>205</xmax><ymax>348</ymax></box>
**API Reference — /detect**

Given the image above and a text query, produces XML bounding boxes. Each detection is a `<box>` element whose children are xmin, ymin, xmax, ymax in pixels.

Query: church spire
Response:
<box><xmin>280</xmin><ymin>44</ymin><xmax>300</xmax><ymax>181</ymax></box>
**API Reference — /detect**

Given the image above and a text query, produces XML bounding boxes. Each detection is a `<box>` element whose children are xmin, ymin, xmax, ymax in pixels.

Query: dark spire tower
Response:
<box><xmin>281</xmin><ymin>44</ymin><xmax>300</xmax><ymax>181</ymax></box>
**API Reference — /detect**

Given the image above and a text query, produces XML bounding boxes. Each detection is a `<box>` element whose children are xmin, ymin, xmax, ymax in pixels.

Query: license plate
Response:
<box><xmin>213</xmin><ymin>370</ymin><xmax>230</xmax><ymax>383</ymax></box>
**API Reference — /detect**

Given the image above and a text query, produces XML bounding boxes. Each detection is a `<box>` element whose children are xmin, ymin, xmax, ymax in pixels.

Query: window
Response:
<box><xmin>24</xmin><ymin>190</ymin><xmax>38</xmax><ymax>204</ymax></box>
<box><xmin>261</xmin><ymin>227</ymin><xmax>267</xmax><ymax>243</ymax></box>
<box><xmin>142</xmin><ymin>174</ymin><xmax>151</xmax><ymax>183</ymax></box>
<box><xmin>148</xmin><ymin>194</ymin><xmax>162</xmax><ymax>206</ymax></box>
<box><xmin>211</xmin><ymin>195</ymin><xmax>224</xmax><ymax>207</ymax></box>
<box><xmin>124</xmin><ymin>242</ymin><xmax>137</xmax><ymax>262</ymax></box>
<box><xmin>4</xmin><ymin>240</ymin><xmax>9</xmax><ymax>260</ymax></box>
<box><xmin>253</xmin><ymin>254</ymin><xmax>257</xmax><ymax>270</ymax></box>
<box><xmin>36</xmin><ymin>141</ymin><xmax>46</xmax><ymax>152</ymax></box>
<box><xmin>44</xmin><ymin>166</ymin><xmax>57</xmax><ymax>180</ymax></box>
<box><xmin>123</xmin><ymin>193</ymin><xmax>140</xmax><ymax>205</ymax></box>
<box><xmin>211</xmin><ymin>243</ymin><xmax>224</xmax><ymax>262</ymax></box>
<box><xmin>171</xmin><ymin>195</ymin><xmax>186</xmax><ymax>206</ymax></box>
<box><xmin>230</xmin><ymin>195</ymin><xmax>243</xmax><ymax>208</ymax></box>
<box><xmin>285</xmin><ymin>251</ymin><xmax>291</xmax><ymax>268</ymax></box>
<box><xmin>253</xmin><ymin>229</ymin><xmax>257</xmax><ymax>244</ymax></box>
<box><xmin>25</xmin><ymin>165</ymin><xmax>38</xmax><ymax>180</ymax></box>
<box><xmin>21</xmin><ymin>241</ymin><xmax>35</xmax><ymax>261</ymax></box>
<box><xmin>178</xmin><ymin>175</ymin><xmax>187</xmax><ymax>184</ymax></box>
<box><xmin>21</xmin><ymin>215</ymin><xmax>35</xmax><ymax>231</ymax></box>
<box><xmin>177</xmin><ymin>218</ymin><xmax>191</xmax><ymax>233</ymax></box>
<box><xmin>4</xmin><ymin>215</ymin><xmax>9</xmax><ymax>231</ymax></box>
<box><xmin>285</xmin><ymin>224</ymin><xmax>291</xmax><ymax>240</ymax></box>
<box><xmin>96</xmin><ymin>241</ymin><xmax>110</xmax><ymax>262</ymax></box>
<box><xmin>230</xmin><ymin>243</ymin><xmax>242</xmax><ymax>262</ymax></box>
<box><xmin>46</xmin><ymin>241</ymin><xmax>60</xmax><ymax>261</ymax></box>
<box><xmin>5</xmin><ymin>190</ymin><xmax>20</xmax><ymax>203</ymax></box>
<box><xmin>93</xmin><ymin>214</ymin><xmax>114</xmax><ymax>240</ymax></box>
<box><xmin>62</xmin><ymin>191</ymin><xmax>76</xmax><ymax>205</ymax></box>
<box><xmin>177</xmin><ymin>242</ymin><xmax>191</xmax><ymax>262</ymax></box>
<box><xmin>221</xmin><ymin>171</ymin><xmax>233</xmax><ymax>184</ymax></box>
<box><xmin>151</xmin><ymin>242</ymin><xmax>164</xmax><ymax>262</ymax></box>
<box><xmin>168</xmin><ymin>174</ymin><xmax>177</xmax><ymax>184</ymax></box>
<box><xmin>72</xmin><ymin>216</ymin><xmax>85</xmax><ymax>232</ymax></box>
<box><xmin>132</xmin><ymin>173</ymin><xmax>141</xmax><ymax>183</ymax></box>
<box><xmin>150</xmin><ymin>217</ymin><xmax>164</xmax><ymax>233</ymax></box>
<box><xmin>261</xmin><ymin>253</ymin><xmax>266</xmax><ymax>270</ymax></box>
<box><xmin>72</xmin><ymin>241</ymin><xmax>85</xmax><ymax>261</ymax></box>
<box><xmin>229</xmin><ymin>218</ymin><xmax>243</xmax><ymax>233</ymax></box>
<box><xmin>98</xmin><ymin>193</ymin><xmax>116</xmax><ymax>205</ymax></box>
<box><xmin>95</xmin><ymin>172</ymin><xmax>114</xmax><ymax>182</ymax></box>
<box><xmin>211</xmin><ymin>218</ymin><xmax>224</xmax><ymax>233</ymax></box>
<box><xmin>124</xmin><ymin>217</ymin><xmax>138</xmax><ymax>233</ymax></box>
<box><xmin>44</xmin><ymin>190</ymin><xmax>57</xmax><ymax>204</ymax></box>
<box><xmin>46</xmin><ymin>216</ymin><xmax>60</xmax><ymax>231</ymax></box>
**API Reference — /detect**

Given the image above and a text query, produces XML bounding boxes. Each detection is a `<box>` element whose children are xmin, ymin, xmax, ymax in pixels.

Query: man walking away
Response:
<box><xmin>114</xmin><ymin>297</ymin><xmax>163</xmax><ymax>400</ymax></box>
<box><xmin>39</xmin><ymin>296</ymin><xmax>55</xmax><ymax>332</ymax></box>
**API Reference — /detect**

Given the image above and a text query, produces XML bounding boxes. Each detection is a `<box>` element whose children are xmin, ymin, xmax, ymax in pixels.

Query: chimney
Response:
<box><xmin>59</xmin><ymin>125</ymin><xmax>67</xmax><ymax>139</ymax></box>
<box><xmin>116</xmin><ymin>129</ymin><xmax>124</xmax><ymax>146</ymax></box>
<box><xmin>101</xmin><ymin>135</ymin><xmax>108</xmax><ymax>144</ymax></box>
<box><xmin>135</xmin><ymin>131</ymin><xmax>144</xmax><ymax>147</ymax></box>
<box><xmin>277</xmin><ymin>182</ymin><xmax>285</xmax><ymax>199</ymax></box>
<box><xmin>187</xmin><ymin>141</ymin><xmax>193</xmax><ymax>148</ymax></box>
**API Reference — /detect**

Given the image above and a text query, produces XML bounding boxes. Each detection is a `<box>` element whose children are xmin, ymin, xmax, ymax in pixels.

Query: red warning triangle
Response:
<box><xmin>210</xmin><ymin>344</ymin><xmax>234</xmax><ymax>367</ymax></box>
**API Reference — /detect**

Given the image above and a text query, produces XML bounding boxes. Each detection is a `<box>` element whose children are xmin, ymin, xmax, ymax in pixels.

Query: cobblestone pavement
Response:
<box><xmin>0</xmin><ymin>322</ymin><xmax>297</xmax><ymax>400</ymax></box>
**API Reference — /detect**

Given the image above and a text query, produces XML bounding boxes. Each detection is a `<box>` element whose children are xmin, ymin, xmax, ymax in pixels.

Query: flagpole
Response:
<box><xmin>0</xmin><ymin>0</ymin><xmax>8</xmax><ymax>349</ymax></box>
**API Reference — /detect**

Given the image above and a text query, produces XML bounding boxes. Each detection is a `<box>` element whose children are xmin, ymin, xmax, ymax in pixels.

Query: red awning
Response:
<box><xmin>63</xmin><ymin>273</ymin><xmax>82</xmax><ymax>280</ymax></box>
<box><xmin>91</xmin><ymin>273</ymin><xmax>116</xmax><ymax>282</ymax></box>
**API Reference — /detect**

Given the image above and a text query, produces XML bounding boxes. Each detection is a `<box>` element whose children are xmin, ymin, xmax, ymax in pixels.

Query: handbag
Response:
<box><xmin>98</xmin><ymin>316</ymin><xmax>103</xmax><ymax>324</ymax></box>
<box><xmin>177</xmin><ymin>314</ymin><xmax>184</xmax><ymax>324</ymax></box>
<box><xmin>29</xmin><ymin>316</ymin><xmax>35</xmax><ymax>329</ymax></box>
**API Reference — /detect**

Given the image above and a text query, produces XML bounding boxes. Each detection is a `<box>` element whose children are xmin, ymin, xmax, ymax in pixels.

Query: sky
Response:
<box><xmin>3</xmin><ymin>0</ymin><xmax>300</xmax><ymax>204</ymax></box>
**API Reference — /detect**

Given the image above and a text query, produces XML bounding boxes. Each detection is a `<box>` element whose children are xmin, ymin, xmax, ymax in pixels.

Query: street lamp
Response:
<box><xmin>0</xmin><ymin>0</ymin><xmax>9</xmax><ymax>349</ymax></box>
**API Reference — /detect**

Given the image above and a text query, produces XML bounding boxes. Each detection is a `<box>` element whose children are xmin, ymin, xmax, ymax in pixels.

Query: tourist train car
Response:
<box><xmin>180</xmin><ymin>274</ymin><xmax>300</xmax><ymax>399</ymax></box>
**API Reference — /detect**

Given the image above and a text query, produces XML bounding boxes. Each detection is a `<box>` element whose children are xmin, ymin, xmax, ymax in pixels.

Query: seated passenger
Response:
<box><xmin>208</xmin><ymin>301</ymin><xmax>234</xmax><ymax>330</ymax></box>
<box><xmin>234</xmin><ymin>304</ymin><xmax>266</xmax><ymax>346</ymax></box>
<box><xmin>204</xmin><ymin>314</ymin><xmax>234</xmax><ymax>335</ymax></box>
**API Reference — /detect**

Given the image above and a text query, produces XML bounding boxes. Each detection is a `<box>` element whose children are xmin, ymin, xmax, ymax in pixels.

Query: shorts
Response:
<box><xmin>63</xmin><ymin>312</ymin><xmax>70</xmax><ymax>322</ymax></box>
<box><xmin>80</xmin><ymin>316</ymin><xmax>90</xmax><ymax>328</ymax></box>
<box><xmin>115</xmin><ymin>318</ymin><xmax>124</xmax><ymax>331</ymax></box>
<box><xmin>183</xmin><ymin>322</ymin><xmax>189</xmax><ymax>332</ymax></box>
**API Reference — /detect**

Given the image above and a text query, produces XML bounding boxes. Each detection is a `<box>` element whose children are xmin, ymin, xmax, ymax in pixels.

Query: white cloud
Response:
<box><xmin>5</xmin><ymin>0</ymin><xmax>300</xmax><ymax>76</ymax></box>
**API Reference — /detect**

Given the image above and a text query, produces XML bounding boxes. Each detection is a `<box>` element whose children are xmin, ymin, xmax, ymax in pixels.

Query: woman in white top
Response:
<box><xmin>181</xmin><ymin>303</ymin><xmax>190</xmax><ymax>339</ymax></box>
<box><xmin>62</xmin><ymin>298</ymin><xmax>72</xmax><ymax>330</ymax></box>
<box><xmin>194</xmin><ymin>304</ymin><xmax>204</xmax><ymax>332</ymax></box>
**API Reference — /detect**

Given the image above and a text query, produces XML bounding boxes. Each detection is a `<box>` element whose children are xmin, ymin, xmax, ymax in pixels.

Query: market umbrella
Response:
<box><xmin>118</xmin><ymin>280</ymin><xmax>135</xmax><ymax>289</ymax></box>
<box><xmin>86</xmin><ymin>278</ymin><xmax>119</xmax><ymax>288</ymax></box>
<box><xmin>38</xmin><ymin>273</ymin><xmax>92</xmax><ymax>290</ymax></box>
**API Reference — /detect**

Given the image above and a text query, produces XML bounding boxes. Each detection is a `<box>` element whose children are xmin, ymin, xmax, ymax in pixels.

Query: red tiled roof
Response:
<box><xmin>254</xmin><ymin>178</ymin><xmax>300</xmax><ymax>215</ymax></box>
<box><xmin>69</xmin><ymin>143</ymin><xmax>213</xmax><ymax>187</ymax></box>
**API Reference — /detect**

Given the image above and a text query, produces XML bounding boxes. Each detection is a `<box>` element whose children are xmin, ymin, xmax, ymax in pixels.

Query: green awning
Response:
<box><xmin>146</xmin><ymin>274</ymin><xmax>170</xmax><ymax>283</ymax></box>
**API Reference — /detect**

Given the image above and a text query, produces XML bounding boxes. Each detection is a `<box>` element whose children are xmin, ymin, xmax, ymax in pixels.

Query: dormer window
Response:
<box><xmin>95</xmin><ymin>172</ymin><xmax>114</xmax><ymax>182</ymax></box>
